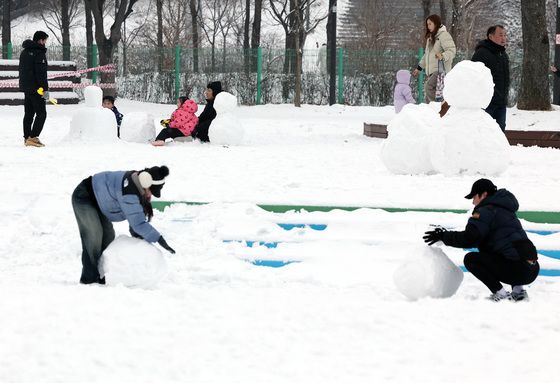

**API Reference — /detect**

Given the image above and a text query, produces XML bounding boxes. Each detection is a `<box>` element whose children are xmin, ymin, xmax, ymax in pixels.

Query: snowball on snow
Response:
<box><xmin>209</xmin><ymin>92</ymin><xmax>245</xmax><ymax>145</ymax></box>
<box><xmin>120</xmin><ymin>112</ymin><xmax>156</xmax><ymax>143</ymax></box>
<box><xmin>430</xmin><ymin>108</ymin><xmax>510</xmax><ymax>176</ymax></box>
<box><xmin>393</xmin><ymin>246</ymin><xmax>464</xmax><ymax>301</ymax></box>
<box><xmin>213</xmin><ymin>91</ymin><xmax>238</xmax><ymax>114</ymax></box>
<box><xmin>443</xmin><ymin>60</ymin><xmax>494</xmax><ymax>109</ymax></box>
<box><xmin>99</xmin><ymin>236</ymin><xmax>168</xmax><ymax>288</ymax></box>
<box><xmin>84</xmin><ymin>86</ymin><xmax>103</xmax><ymax>108</ymax></box>
<box><xmin>380</xmin><ymin>103</ymin><xmax>441</xmax><ymax>175</ymax></box>
<box><xmin>69</xmin><ymin>107</ymin><xmax>118</xmax><ymax>143</ymax></box>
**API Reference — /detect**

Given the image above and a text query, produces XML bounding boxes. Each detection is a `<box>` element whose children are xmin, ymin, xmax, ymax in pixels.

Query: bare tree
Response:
<box><xmin>251</xmin><ymin>0</ymin><xmax>263</xmax><ymax>70</ymax></box>
<box><xmin>199</xmin><ymin>0</ymin><xmax>231</xmax><ymax>72</ymax></box>
<box><xmin>439</xmin><ymin>0</ymin><xmax>447</xmax><ymax>25</ymax></box>
<box><xmin>2</xmin><ymin>0</ymin><xmax>10</xmax><ymax>58</ymax></box>
<box><xmin>84</xmin><ymin>0</ymin><xmax>140</xmax><ymax>96</ymax></box>
<box><xmin>218</xmin><ymin>0</ymin><xmax>243</xmax><ymax>70</ymax></box>
<box><xmin>421</xmin><ymin>0</ymin><xmax>431</xmax><ymax>20</ymax></box>
<box><xmin>40</xmin><ymin>0</ymin><xmax>82</xmax><ymax>60</ymax></box>
<box><xmin>518</xmin><ymin>0</ymin><xmax>550</xmax><ymax>110</ymax></box>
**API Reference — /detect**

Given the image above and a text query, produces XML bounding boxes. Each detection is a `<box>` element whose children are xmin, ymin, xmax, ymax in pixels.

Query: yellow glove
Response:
<box><xmin>37</xmin><ymin>87</ymin><xmax>58</xmax><ymax>105</ymax></box>
<box><xmin>160</xmin><ymin>119</ymin><xmax>171</xmax><ymax>127</ymax></box>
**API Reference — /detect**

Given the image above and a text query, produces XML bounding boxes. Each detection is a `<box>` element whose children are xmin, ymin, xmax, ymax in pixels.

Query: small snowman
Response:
<box><xmin>208</xmin><ymin>91</ymin><xmax>245</xmax><ymax>145</ymax></box>
<box><xmin>69</xmin><ymin>86</ymin><xmax>118</xmax><ymax>142</ymax></box>
<box><xmin>430</xmin><ymin>60</ymin><xmax>510</xmax><ymax>176</ymax></box>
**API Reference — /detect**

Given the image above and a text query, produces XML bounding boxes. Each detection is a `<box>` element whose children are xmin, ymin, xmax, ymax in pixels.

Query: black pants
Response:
<box><xmin>156</xmin><ymin>128</ymin><xmax>185</xmax><ymax>141</ymax></box>
<box><xmin>463</xmin><ymin>251</ymin><xmax>539</xmax><ymax>293</ymax></box>
<box><xmin>71</xmin><ymin>178</ymin><xmax>115</xmax><ymax>284</ymax></box>
<box><xmin>192</xmin><ymin>121</ymin><xmax>210</xmax><ymax>142</ymax></box>
<box><xmin>23</xmin><ymin>92</ymin><xmax>47</xmax><ymax>139</ymax></box>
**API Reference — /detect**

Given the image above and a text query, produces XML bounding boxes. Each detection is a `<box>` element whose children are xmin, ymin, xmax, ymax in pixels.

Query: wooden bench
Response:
<box><xmin>0</xmin><ymin>59</ymin><xmax>80</xmax><ymax>105</ymax></box>
<box><xmin>363</xmin><ymin>123</ymin><xmax>560</xmax><ymax>149</ymax></box>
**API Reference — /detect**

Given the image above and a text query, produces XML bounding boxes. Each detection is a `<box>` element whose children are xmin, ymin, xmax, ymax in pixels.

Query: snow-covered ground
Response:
<box><xmin>1</xmin><ymin>100</ymin><xmax>560</xmax><ymax>382</ymax></box>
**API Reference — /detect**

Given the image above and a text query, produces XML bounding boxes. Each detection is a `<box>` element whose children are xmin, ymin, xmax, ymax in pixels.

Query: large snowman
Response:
<box><xmin>69</xmin><ymin>86</ymin><xmax>119</xmax><ymax>142</ymax></box>
<box><xmin>381</xmin><ymin>60</ymin><xmax>510</xmax><ymax>176</ymax></box>
<box><xmin>430</xmin><ymin>60</ymin><xmax>510</xmax><ymax>175</ymax></box>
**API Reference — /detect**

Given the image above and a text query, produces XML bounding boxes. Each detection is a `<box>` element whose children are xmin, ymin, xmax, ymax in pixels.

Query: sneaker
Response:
<box><xmin>25</xmin><ymin>137</ymin><xmax>45</xmax><ymax>147</ymax></box>
<box><xmin>511</xmin><ymin>289</ymin><xmax>529</xmax><ymax>302</ymax></box>
<box><xmin>487</xmin><ymin>291</ymin><xmax>512</xmax><ymax>302</ymax></box>
<box><xmin>151</xmin><ymin>140</ymin><xmax>165</xmax><ymax>146</ymax></box>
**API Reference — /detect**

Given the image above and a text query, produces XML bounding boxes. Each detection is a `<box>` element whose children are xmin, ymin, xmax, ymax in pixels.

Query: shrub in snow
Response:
<box><xmin>209</xmin><ymin>92</ymin><xmax>245</xmax><ymax>145</ymax></box>
<box><xmin>393</xmin><ymin>246</ymin><xmax>464</xmax><ymax>300</ymax></box>
<box><xmin>443</xmin><ymin>60</ymin><xmax>494</xmax><ymax>109</ymax></box>
<box><xmin>380</xmin><ymin>103</ymin><xmax>441</xmax><ymax>174</ymax></box>
<box><xmin>99</xmin><ymin>236</ymin><xmax>168</xmax><ymax>288</ymax></box>
<box><xmin>119</xmin><ymin>112</ymin><xmax>156</xmax><ymax>143</ymax></box>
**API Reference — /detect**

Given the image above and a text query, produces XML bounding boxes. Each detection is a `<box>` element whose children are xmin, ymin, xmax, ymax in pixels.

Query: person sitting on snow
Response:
<box><xmin>423</xmin><ymin>178</ymin><xmax>539</xmax><ymax>302</ymax></box>
<box><xmin>191</xmin><ymin>81</ymin><xmax>222</xmax><ymax>143</ymax></box>
<box><xmin>152</xmin><ymin>96</ymin><xmax>198</xmax><ymax>146</ymax></box>
<box><xmin>71</xmin><ymin>165</ymin><xmax>176</xmax><ymax>284</ymax></box>
<box><xmin>102</xmin><ymin>95</ymin><xmax>124</xmax><ymax>138</ymax></box>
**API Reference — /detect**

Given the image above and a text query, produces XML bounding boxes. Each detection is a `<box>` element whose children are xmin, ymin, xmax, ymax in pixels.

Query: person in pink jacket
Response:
<box><xmin>152</xmin><ymin>96</ymin><xmax>198</xmax><ymax>146</ymax></box>
<box><xmin>393</xmin><ymin>69</ymin><xmax>416</xmax><ymax>113</ymax></box>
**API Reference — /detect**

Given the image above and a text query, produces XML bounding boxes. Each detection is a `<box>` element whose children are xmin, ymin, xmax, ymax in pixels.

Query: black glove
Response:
<box><xmin>129</xmin><ymin>227</ymin><xmax>143</xmax><ymax>239</ymax></box>
<box><xmin>158</xmin><ymin>236</ymin><xmax>176</xmax><ymax>254</ymax></box>
<box><xmin>423</xmin><ymin>227</ymin><xmax>447</xmax><ymax>246</ymax></box>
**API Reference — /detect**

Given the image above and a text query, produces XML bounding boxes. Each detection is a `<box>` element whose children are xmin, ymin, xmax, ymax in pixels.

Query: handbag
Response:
<box><xmin>435</xmin><ymin>59</ymin><xmax>446</xmax><ymax>102</ymax></box>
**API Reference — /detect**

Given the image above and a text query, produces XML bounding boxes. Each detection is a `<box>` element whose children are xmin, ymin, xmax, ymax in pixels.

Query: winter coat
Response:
<box><xmin>18</xmin><ymin>39</ymin><xmax>49</xmax><ymax>93</ymax></box>
<box><xmin>441</xmin><ymin>189</ymin><xmax>537</xmax><ymax>261</ymax></box>
<box><xmin>471</xmin><ymin>39</ymin><xmax>510</xmax><ymax>107</ymax></box>
<box><xmin>169</xmin><ymin>99</ymin><xmax>199</xmax><ymax>136</ymax></box>
<box><xmin>191</xmin><ymin>99</ymin><xmax>217</xmax><ymax>142</ymax></box>
<box><xmin>92</xmin><ymin>170</ymin><xmax>161</xmax><ymax>243</ymax></box>
<box><xmin>418</xmin><ymin>26</ymin><xmax>456</xmax><ymax>76</ymax></box>
<box><xmin>394</xmin><ymin>70</ymin><xmax>415</xmax><ymax>113</ymax></box>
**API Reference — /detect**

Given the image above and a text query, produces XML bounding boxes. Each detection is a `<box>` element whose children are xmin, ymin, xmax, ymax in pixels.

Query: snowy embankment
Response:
<box><xmin>1</xmin><ymin>100</ymin><xmax>560</xmax><ymax>382</ymax></box>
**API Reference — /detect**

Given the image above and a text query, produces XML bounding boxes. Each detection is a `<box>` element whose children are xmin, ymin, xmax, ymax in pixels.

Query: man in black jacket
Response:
<box><xmin>19</xmin><ymin>31</ymin><xmax>50</xmax><ymax>147</ymax></box>
<box><xmin>472</xmin><ymin>25</ymin><xmax>510</xmax><ymax>131</ymax></box>
<box><xmin>423</xmin><ymin>179</ymin><xmax>539</xmax><ymax>301</ymax></box>
<box><xmin>191</xmin><ymin>81</ymin><xmax>222</xmax><ymax>142</ymax></box>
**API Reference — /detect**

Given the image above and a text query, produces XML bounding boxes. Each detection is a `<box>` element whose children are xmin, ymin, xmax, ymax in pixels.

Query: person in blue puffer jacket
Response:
<box><xmin>72</xmin><ymin>165</ymin><xmax>175</xmax><ymax>284</ymax></box>
<box><xmin>423</xmin><ymin>179</ymin><xmax>539</xmax><ymax>302</ymax></box>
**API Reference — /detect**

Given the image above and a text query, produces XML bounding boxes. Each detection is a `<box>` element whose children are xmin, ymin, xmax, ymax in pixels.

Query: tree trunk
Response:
<box><xmin>294</xmin><ymin>0</ymin><xmax>302</xmax><ymax>107</ymax></box>
<box><xmin>243</xmin><ymin>0</ymin><xmax>250</xmax><ymax>73</ymax></box>
<box><xmin>439</xmin><ymin>0</ymin><xmax>447</xmax><ymax>25</ymax></box>
<box><xmin>85</xmin><ymin>0</ymin><xmax>94</xmax><ymax>78</ymax></box>
<box><xmin>61</xmin><ymin>0</ymin><xmax>71</xmax><ymax>60</ymax></box>
<box><xmin>450</xmin><ymin>0</ymin><xmax>460</xmax><ymax>42</ymax></box>
<box><xmin>518</xmin><ymin>0</ymin><xmax>551</xmax><ymax>110</ymax></box>
<box><xmin>157</xmin><ymin>0</ymin><xmax>163</xmax><ymax>73</ymax></box>
<box><xmin>327</xmin><ymin>0</ymin><xmax>337</xmax><ymax>105</ymax></box>
<box><xmin>189</xmin><ymin>0</ymin><xmax>199</xmax><ymax>72</ymax></box>
<box><xmin>2</xmin><ymin>0</ymin><xmax>11</xmax><ymax>59</ymax></box>
<box><xmin>422</xmin><ymin>0</ymin><xmax>431</xmax><ymax>21</ymax></box>
<box><xmin>250</xmin><ymin>0</ymin><xmax>262</xmax><ymax>71</ymax></box>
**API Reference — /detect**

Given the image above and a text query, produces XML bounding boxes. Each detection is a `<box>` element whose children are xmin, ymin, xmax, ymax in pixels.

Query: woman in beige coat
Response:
<box><xmin>412</xmin><ymin>14</ymin><xmax>456</xmax><ymax>103</ymax></box>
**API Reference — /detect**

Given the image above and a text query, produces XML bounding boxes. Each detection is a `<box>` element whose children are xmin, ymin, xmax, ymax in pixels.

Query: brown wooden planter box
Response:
<box><xmin>363</xmin><ymin>123</ymin><xmax>560</xmax><ymax>149</ymax></box>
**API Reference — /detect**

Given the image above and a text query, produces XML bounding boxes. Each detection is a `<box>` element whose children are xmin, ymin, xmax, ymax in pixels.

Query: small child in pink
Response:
<box><xmin>152</xmin><ymin>96</ymin><xmax>198</xmax><ymax>146</ymax></box>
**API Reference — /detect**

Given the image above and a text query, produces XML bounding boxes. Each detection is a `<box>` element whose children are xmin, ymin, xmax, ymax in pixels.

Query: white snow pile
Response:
<box><xmin>119</xmin><ymin>112</ymin><xmax>156</xmax><ymax>143</ymax></box>
<box><xmin>209</xmin><ymin>91</ymin><xmax>245</xmax><ymax>145</ymax></box>
<box><xmin>69</xmin><ymin>86</ymin><xmax>118</xmax><ymax>142</ymax></box>
<box><xmin>393</xmin><ymin>246</ymin><xmax>464</xmax><ymax>300</ymax></box>
<box><xmin>98</xmin><ymin>236</ymin><xmax>168</xmax><ymax>288</ymax></box>
<box><xmin>381</xmin><ymin>60</ymin><xmax>510</xmax><ymax>176</ymax></box>
<box><xmin>381</xmin><ymin>103</ymin><xmax>441</xmax><ymax>174</ymax></box>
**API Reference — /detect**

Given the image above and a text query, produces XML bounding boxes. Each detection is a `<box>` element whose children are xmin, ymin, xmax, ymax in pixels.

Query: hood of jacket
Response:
<box><xmin>435</xmin><ymin>25</ymin><xmax>448</xmax><ymax>38</ymax></box>
<box><xmin>22</xmin><ymin>39</ymin><xmax>46</xmax><ymax>52</ymax></box>
<box><xmin>475</xmin><ymin>38</ymin><xmax>505</xmax><ymax>54</ymax></box>
<box><xmin>476</xmin><ymin>189</ymin><xmax>519</xmax><ymax>213</ymax></box>
<box><xmin>179</xmin><ymin>98</ymin><xmax>198</xmax><ymax>114</ymax></box>
<box><xmin>396</xmin><ymin>69</ymin><xmax>411</xmax><ymax>84</ymax></box>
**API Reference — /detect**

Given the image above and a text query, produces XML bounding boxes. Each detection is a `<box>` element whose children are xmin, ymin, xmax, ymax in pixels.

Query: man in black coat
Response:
<box><xmin>423</xmin><ymin>179</ymin><xmax>539</xmax><ymax>302</ymax></box>
<box><xmin>471</xmin><ymin>25</ymin><xmax>510</xmax><ymax>131</ymax></box>
<box><xmin>19</xmin><ymin>31</ymin><xmax>50</xmax><ymax>147</ymax></box>
<box><xmin>191</xmin><ymin>81</ymin><xmax>222</xmax><ymax>142</ymax></box>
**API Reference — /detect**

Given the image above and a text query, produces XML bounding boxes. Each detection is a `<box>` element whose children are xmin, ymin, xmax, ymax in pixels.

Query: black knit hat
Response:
<box><xmin>33</xmin><ymin>31</ymin><xmax>49</xmax><ymax>42</ymax></box>
<box><xmin>465</xmin><ymin>178</ymin><xmax>497</xmax><ymax>199</ymax></box>
<box><xmin>207</xmin><ymin>81</ymin><xmax>222</xmax><ymax>97</ymax></box>
<box><xmin>138</xmin><ymin>165</ymin><xmax>169</xmax><ymax>198</ymax></box>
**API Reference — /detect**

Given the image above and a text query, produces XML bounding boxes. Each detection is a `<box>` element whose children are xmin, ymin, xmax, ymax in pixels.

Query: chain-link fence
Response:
<box><xmin>2</xmin><ymin>44</ymin><xmax>529</xmax><ymax>106</ymax></box>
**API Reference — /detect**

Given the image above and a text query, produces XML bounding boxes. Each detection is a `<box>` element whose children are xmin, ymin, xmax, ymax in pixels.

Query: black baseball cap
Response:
<box><xmin>465</xmin><ymin>178</ymin><xmax>497</xmax><ymax>199</ymax></box>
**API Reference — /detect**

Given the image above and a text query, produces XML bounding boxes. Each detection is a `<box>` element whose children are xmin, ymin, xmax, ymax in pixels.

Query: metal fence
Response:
<box><xmin>2</xmin><ymin>44</ymin><xmax>527</xmax><ymax>106</ymax></box>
